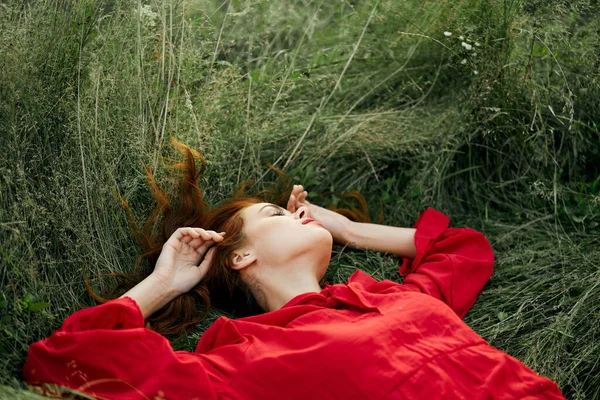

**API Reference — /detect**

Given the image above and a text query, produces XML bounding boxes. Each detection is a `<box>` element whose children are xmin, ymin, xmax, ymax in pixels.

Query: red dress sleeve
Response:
<box><xmin>399</xmin><ymin>207</ymin><xmax>495</xmax><ymax>318</ymax></box>
<box><xmin>22</xmin><ymin>296</ymin><xmax>218</xmax><ymax>400</ymax></box>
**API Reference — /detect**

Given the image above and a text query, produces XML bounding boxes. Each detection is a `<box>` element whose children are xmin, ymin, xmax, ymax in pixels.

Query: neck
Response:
<box><xmin>250</xmin><ymin>265</ymin><xmax>324</xmax><ymax>312</ymax></box>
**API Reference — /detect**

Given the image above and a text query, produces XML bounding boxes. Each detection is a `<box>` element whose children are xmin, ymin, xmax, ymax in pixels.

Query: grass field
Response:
<box><xmin>1</xmin><ymin>0</ymin><xmax>599</xmax><ymax>398</ymax></box>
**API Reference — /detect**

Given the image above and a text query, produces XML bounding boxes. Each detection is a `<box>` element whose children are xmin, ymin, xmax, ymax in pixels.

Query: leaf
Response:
<box><xmin>27</xmin><ymin>302</ymin><xmax>51</xmax><ymax>312</ymax></box>
<box><xmin>497</xmin><ymin>311</ymin><xmax>508</xmax><ymax>321</ymax></box>
<box><xmin>591</xmin><ymin>178</ymin><xmax>599</xmax><ymax>194</ymax></box>
<box><xmin>385</xmin><ymin>176</ymin><xmax>395</xmax><ymax>190</ymax></box>
<box><xmin>215</xmin><ymin>60</ymin><xmax>233</xmax><ymax>68</ymax></box>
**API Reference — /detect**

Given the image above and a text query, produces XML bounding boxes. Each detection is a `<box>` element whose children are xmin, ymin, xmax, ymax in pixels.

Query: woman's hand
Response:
<box><xmin>151</xmin><ymin>227</ymin><xmax>225</xmax><ymax>296</ymax></box>
<box><xmin>286</xmin><ymin>184</ymin><xmax>353</xmax><ymax>245</ymax></box>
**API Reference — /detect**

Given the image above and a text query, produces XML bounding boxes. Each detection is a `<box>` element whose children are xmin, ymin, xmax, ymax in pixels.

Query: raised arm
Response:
<box><xmin>285</xmin><ymin>188</ymin><xmax>494</xmax><ymax>317</ymax></box>
<box><xmin>22</xmin><ymin>293</ymin><xmax>218</xmax><ymax>399</ymax></box>
<box><xmin>285</xmin><ymin>184</ymin><xmax>416</xmax><ymax>253</ymax></box>
<box><xmin>346</xmin><ymin>208</ymin><xmax>495</xmax><ymax>318</ymax></box>
<box><xmin>398</xmin><ymin>208</ymin><xmax>494</xmax><ymax>317</ymax></box>
<box><xmin>344</xmin><ymin>221</ymin><xmax>416</xmax><ymax>258</ymax></box>
<box><xmin>22</xmin><ymin>227</ymin><xmax>226</xmax><ymax>399</ymax></box>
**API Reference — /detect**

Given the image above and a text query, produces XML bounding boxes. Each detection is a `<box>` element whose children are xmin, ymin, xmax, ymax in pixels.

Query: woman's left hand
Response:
<box><xmin>286</xmin><ymin>184</ymin><xmax>353</xmax><ymax>245</ymax></box>
<box><xmin>152</xmin><ymin>228</ymin><xmax>225</xmax><ymax>296</ymax></box>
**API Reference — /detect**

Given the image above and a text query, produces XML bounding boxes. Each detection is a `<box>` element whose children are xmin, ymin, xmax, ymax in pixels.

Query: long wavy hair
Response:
<box><xmin>85</xmin><ymin>137</ymin><xmax>381</xmax><ymax>339</ymax></box>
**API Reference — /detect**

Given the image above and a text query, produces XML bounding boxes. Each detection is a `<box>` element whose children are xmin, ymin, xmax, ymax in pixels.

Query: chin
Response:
<box><xmin>318</xmin><ymin>228</ymin><xmax>334</xmax><ymax>243</ymax></box>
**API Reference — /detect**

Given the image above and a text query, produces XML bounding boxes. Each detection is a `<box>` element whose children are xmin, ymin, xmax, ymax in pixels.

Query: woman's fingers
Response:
<box><xmin>166</xmin><ymin>227</ymin><xmax>197</xmax><ymax>247</ymax></box>
<box><xmin>188</xmin><ymin>230</ymin><xmax>225</xmax><ymax>254</ymax></box>
<box><xmin>288</xmin><ymin>184</ymin><xmax>307</xmax><ymax>212</ymax></box>
<box><xmin>180</xmin><ymin>233</ymin><xmax>195</xmax><ymax>244</ymax></box>
<box><xmin>287</xmin><ymin>194</ymin><xmax>296</xmax><ymax>212</ymax></box>
<box><xmin>299</xmin><ymin>190</ymin><xmax>308</xmax><ymax>202</ymax></box>
<box><xmin>171</xmin><ymin>227</ymin><xmax>225</xmax><ymax>250</ymax></box>
<box><xmin>187</xmin><ymin>228</ymin><xmax>224</xmax><ymax>243</ymax></box>
<box><xmin>194</xmin><ymin>240</ymin><xmax>214</xmax><ymax>255</ymax></box>
<box><xmin>191</xmin><ymin>228</ymin><xmax>222</xmax><ymax>242</ymax></box>
<box><xmin>187</xmin><ymin>236</ymin><xmax>211</xmax><ymax>249</ymax></box>
<box><xmin>198</xmin><ymin>246</ymin><xmax>216</xmax><ymax>274</ymax></box>
<box><xmin>174</xmin><ymin>227</ymin><xmax>199</xmax><ymax>241</ymax></box>
<box><xmin>295</xmin><ymin>189</ymin><xmax>310</xmax><ymax>207</ymax></box>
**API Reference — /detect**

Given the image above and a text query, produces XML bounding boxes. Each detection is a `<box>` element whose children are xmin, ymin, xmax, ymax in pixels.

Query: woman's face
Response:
<box><xmin>233</xmin><ymin>202</ymin><xmax>333</xmax><ymax>277</ymax></box>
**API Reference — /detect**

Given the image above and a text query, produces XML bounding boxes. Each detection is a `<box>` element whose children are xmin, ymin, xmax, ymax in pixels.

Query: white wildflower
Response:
<box><xmin>530</xmin><ymin>180</ymin><xmax>553</xmax><ymax>201</ymax></box>
<box><xmin>461</xmin><ymin>59</ymin><xmax>467</xmax><ymax>65</ymax></box>
<box><xmin>473</xmin><ymin>70</ymin><xmax>479</xmax><ymax>75</ymax></box>
<box><xmin>184</xmin><ymin>91</ymin><xmax>193</xmax><ymax>111</ymax></box>
<box><xmin>443</xmin><ymin>31</ymin><xmax>452</xmax><ymax>37</ymax></box>
<box><xmin>136</xmin><ymin>4</ymin><xmax>159</xmax><ymax>29</ymax></box>
<box><xmin>459</xmin><ymin>35</ymin><xmax>464</xmax><ymax>40</ymax></box>
<box><xmin>461</xmin><ymin>42</ymin><xmax>473</xmax><ymax>51</ymax></box>
<box><xmin>475</xmin><ymin>42</ymin><xmax>481</xmax><ymax>47</ymax></box>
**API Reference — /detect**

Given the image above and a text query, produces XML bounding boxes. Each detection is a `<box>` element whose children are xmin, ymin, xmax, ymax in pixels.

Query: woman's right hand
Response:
<box><xmin>151</xmin><ymin>227</ymin><xmax>225</xmax><ymax>296</ymax></box>
<box><xmin>287</xmin><ymin>184</ymin><xmax>353</xmax><ymax>244</ymax></box>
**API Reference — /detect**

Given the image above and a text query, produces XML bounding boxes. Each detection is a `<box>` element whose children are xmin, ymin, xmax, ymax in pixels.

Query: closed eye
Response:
<box><xmin>271</xmin><ymin>210</ymin><xmax>286</xmax><ymax>216</ymax></box>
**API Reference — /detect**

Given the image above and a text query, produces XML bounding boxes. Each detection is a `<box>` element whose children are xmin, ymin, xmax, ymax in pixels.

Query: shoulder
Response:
<box><xmin>195</xmin><ymin>316</ymin><xmax>249</xmax><ymax>353</ymax></box>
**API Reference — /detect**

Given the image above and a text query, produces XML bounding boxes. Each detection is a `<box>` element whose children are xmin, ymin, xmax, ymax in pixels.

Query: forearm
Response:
<box><xmin>119</xmin><ymin>274</ymin><xmax>179</xmax><ymax>319</ymax></box>
<box><xmin>344</xmin><ymin>221</ymin><xmax>417</xmax><ymax>259</ymax></box>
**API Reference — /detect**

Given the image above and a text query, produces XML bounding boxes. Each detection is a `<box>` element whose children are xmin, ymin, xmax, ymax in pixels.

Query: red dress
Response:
<box><xmin>23</xmin><ymin>208</ymin><xmax>565</xmax><ymax>399</ymax></box>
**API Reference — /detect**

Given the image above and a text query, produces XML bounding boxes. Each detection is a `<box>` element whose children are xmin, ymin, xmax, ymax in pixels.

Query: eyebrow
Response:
<box><xmin>258</xmin><ymin>204</ymin><xmax>286</xmax><ymax>215</ymax></box>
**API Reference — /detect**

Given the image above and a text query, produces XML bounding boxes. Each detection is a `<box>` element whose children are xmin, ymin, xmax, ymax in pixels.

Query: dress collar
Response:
<box><xmin>281</xmin><ymin>277</ymin><xmax>382</xmax><ymax>314</ymax></box>
<box><xmin>280</xmin><ymin>285</ymin><xmax>332</xmax><ymax>309</ymax></box>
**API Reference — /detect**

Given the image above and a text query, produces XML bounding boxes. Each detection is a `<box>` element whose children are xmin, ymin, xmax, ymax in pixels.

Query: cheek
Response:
<box><xmin>293</xmin><ymin>225</ymin><xmax>332</xmax><ymax>253</ymax></box>
<box><xmin>253</xmin><ymin>220</ymin><xmax>294</xmax><ymax>248</ymax></box>
<box><xmin>254</xmin><ymin>220</ymin><xmax>329</xmax><ymax>256</ymax></box>
<box><xmin>257</xmin><ymin>224</ymin><xmax>305</xmax><ymax>254</ymax></box>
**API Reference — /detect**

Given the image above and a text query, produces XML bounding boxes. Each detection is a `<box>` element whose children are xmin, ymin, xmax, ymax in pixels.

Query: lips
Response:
<box><xmin>302</xmin><ymin>218</ymin><xmax>322</xmax><ymax>226</ymax></box>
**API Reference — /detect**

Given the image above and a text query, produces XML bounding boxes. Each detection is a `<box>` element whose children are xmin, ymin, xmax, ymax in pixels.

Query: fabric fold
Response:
<box><xmin>400</xmin><ymin>207</ymin><xmax>450</xmax><ymax>276</ymax></box>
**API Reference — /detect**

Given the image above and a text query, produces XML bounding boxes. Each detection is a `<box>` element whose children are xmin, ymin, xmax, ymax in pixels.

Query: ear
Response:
<box><xmin>230</xmin><ymin>246</ymin><xmax>257</xmax><ymax>271</ymax></box>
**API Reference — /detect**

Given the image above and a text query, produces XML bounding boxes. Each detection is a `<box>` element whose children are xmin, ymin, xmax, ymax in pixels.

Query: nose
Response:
<box><xmin>294</xmin><ymin>205</ymin><xmax>310</xmax><ymax>220</ymax></box>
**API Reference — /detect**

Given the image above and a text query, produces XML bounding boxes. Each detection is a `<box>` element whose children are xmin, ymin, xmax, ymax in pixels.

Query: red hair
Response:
<box><xmin>85</xmin><ymin>137</ymin><xmax>378</xmax><ymax>339</ymax></box>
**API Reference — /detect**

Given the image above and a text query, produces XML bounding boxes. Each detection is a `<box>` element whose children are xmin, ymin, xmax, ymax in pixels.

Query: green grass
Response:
<box><xmin>1</xmin><ymin>0</ymin><xmax>599</xmax><ymax>398</ymax></box>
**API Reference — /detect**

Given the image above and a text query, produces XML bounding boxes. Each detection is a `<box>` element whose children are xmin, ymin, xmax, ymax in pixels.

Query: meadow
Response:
<box><xmin>1</xmin><ymin>0</ymin><xmax>599</xmax><ymax>398</ymax></box>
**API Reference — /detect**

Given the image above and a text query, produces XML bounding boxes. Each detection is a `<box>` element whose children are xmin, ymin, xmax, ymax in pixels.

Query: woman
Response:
<box><xmin>22</xmin><ymin>141</ymin><xmax>564</xmax><ymax>399</ymax></box>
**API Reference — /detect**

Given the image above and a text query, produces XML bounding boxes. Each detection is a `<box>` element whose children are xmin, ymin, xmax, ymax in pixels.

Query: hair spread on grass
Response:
<box><xmin>84</xmin><ymin>136</ymin><xmax>375</xmax><ymax>339</ymax></box>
